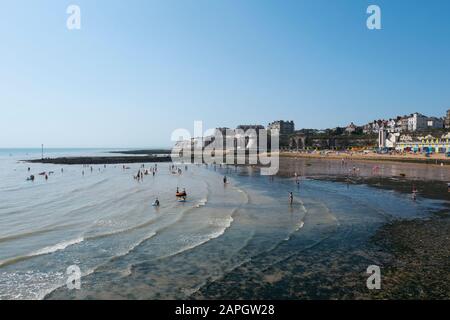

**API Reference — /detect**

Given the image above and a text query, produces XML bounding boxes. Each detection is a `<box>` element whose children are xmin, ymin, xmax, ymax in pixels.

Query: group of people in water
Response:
<box><xmin>26</xmin><ymin>168</ymin><xmax>56</xmax><ymax>181</ymax></box>
<box><xmin>170</xmin><ymin>164</ymin><xmax>188</xmax><ymax>175</ymax></box>
<box><xmin>151</xmin><ymin>167</ymin><xmax>232</xmax><ymax>208</ymax></box>
<box><xmin>82</xmin><ymin>164</ymin><xmax>107</xmax><ymax>176</ymax></box>
<box><xmin>152</xmin><ymin>187</ymin><xmax>188</xmax><ymax>207</ymax></box>
<box><xmin>150</xmin><ymin>165</ymin><xmax>188</xmax><ymax>207</ymax></box>
<box><xmin>175</xmin><ymin>187</ymin><xmax>187</xmax><ymax>202</ymax></box>
<box><xmin>25</xmin><ymin>158</ymin><xmax>436</xmax><ymax>211</ymax></box>
<box><xmin>134</xmin><ymin>164</ymin><xmax>158</xmax><ymax>182</ymax></box>
<box><xmin>27</xmin><ymin>164</ymin><xmax>110</xmax><ymax>181</ymax></box>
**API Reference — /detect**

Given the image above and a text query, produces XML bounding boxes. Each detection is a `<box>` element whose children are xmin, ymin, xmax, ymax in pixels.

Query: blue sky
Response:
<box><xmin>1</xmin><ymin>0</ymin><xmax>449</xmax><ymax>148</ymax></box>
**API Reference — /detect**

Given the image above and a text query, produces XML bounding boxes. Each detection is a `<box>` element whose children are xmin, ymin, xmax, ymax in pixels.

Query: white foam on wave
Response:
<box><xmin>294</xmin><ymin>220</ymin><xmax>305</xmax><ymax>232</ymax></box>
<box><xmin>41</xmin><ymin>231</ymin><xmax>158</xmax><ymax>300</ymax></box>
<box><xmin>0</xmin><ymin>237</ymin><xmax>84</xmax><ymax>268</ymax></box>
<box><xmin>158</xmin><ymin>216</ymin><xmax>234</xmax><ymax>261</ymax></box>
<box><xmin>0</xmin><ymin>270</ymin><xmax>66</xmax><ymax>300</ymax></box>
<box><xmin>32</xmin><ymin>237</ymin><xmax>84</xmax><ymax>256</ymax></box>
<box><xmin>85</xmin><ymin>215</ymin><xmax>160</xmax><ymax>241</ymax></box>
<box><xmin>195</xmin><ymin>198</ymin><xmax>208</xmax><ymax>208</ymax></box>
<box><xmin>284</xmin><ymin>221</ymin><xmax>305</xmax><ymax>241</ymax></box>
<box><xmin>108</xmin><ymin>231</ymin><xmax>157</xmax><ymax>263</ymax></box>
<box><xmin>234</xmin><ymin>187</ymin><xmax>250</xmax><ymax>204</ymax></box>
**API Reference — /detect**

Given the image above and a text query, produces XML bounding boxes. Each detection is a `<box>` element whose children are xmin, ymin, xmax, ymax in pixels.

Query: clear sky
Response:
<box><xmin>1</xmin><ymin>0</ymin><xmax>449</xmax><ymax>148</ymax></box>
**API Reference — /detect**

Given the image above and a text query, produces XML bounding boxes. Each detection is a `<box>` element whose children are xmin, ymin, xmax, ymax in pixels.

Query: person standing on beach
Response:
<box><xmin>412</xmin><ymin>184</ymin><xmax>417</xmax><ymax>200</ymax></box>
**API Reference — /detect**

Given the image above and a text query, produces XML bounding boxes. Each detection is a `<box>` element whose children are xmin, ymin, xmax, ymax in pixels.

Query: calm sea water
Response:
<box><xmin>0</xmin><ymin>149</ymin><xmax>446</xmax><ymax>299</ymax></box>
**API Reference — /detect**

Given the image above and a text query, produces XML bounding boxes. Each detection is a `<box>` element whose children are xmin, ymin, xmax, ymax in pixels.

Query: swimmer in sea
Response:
<box><xmin>289</xmin><ymin>192</ymin><xmax>293</xmax><ymax>205</ymax></box>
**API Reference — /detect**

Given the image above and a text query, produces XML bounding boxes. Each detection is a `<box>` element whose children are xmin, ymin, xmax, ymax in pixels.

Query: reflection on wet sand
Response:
<box><xmin>278</xmin><ymin>156</ymin><xmax>450</xmax><ymax>182</ymax></box>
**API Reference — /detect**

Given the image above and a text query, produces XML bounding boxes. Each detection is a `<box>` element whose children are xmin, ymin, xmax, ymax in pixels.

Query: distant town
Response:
<box><xmin>176</xmin><ymin>109</ymin><xmax>450</xmax><ymax>155</ymax></box>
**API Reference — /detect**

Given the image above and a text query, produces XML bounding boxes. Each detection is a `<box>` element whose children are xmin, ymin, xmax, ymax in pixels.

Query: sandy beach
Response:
<box><xmin>281</xmin><ymin>151</ymin><xmax>450</xmax><ymax>165</ymax></box>
<box><xmin>278</xmin><ymin>154</ymin><xmax>450</xmax><ymax>182</ymax></box>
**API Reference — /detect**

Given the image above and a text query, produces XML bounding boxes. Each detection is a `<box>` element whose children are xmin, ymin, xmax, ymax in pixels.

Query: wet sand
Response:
<box><xmin>193</xmin><ymin>214</ymin><xmax>450</xmax><ymax>299</ymax></box>
<box><xmin>191</xmin><ymin>158</ymin><xmax>450</xmax><ymax>300</ymax></box>
<box><xmin>281</xmin><ymin>151</ymin><xmax>450</xmax><ymax>165</ymax></box>
<box><xmin>277</xmin><ymin>156</ymin><xmax>450</xmax><ymax>182</ymax></box>
<box><xmin>315</xmin><ymin>168</ymin><xmax>450</xmax><ymax>299</ymax></box>
<box><xmin>369</xmin><ymin>217</ymin><xmax>450</xmax><ymax>299</ymax></box>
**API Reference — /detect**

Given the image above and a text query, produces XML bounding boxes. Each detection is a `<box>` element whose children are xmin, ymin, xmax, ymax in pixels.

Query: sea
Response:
<box><xmin>0</xmin><ymin>148</ymin><xmax>447</xmax><ymax>299</ymax></box>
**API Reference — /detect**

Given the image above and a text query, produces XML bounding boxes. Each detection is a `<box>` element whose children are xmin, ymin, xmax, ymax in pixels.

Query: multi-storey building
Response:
<box><xmin>427</xmin><ymin>117</ymin><xmax>444</xmax><ymax>129</ymax></box>
<box><xmin>267</xmin><ymin>120</ymin><xmax>295</xmax><ymax>135</ymax></box>
<box><xmin>345</xmin><ymin>122</ymin><xmax>358</xmax><ymax>134</ymax></box>
<box><xmin>407</xmin><ymin>113</ymin><xmax>444</xmax><ymax>131</ymax></box>
<box><xmin>236</xmin><ymin>125</ymin><xmax>265</xmax><ymax>133</ymax></box>
<box><xmin>445</xmin><ymin>110</ymin><xmax>450</xmax><ymax>129</ymax></box>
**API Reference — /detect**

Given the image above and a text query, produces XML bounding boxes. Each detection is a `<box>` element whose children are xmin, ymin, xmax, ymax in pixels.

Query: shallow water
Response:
<box><xmin>0</xmin><ymin>150</ymin><xmax>447</xmax><ymax>299</ymax></box>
